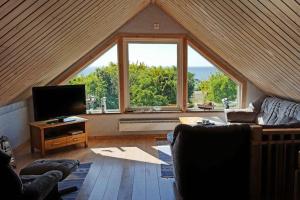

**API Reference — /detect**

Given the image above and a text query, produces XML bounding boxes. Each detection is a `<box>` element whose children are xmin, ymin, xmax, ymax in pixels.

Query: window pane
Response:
<box><xmin>69</xmin><ymin>44</ymin><xmax>119</xmax><ymax>113</ymax></box>
<box><xmin>187</xmin><ymin>45</ymin><xmax>238</xmax><ymax>110</ymax></box>
<box><xmin>128</xmin><ymin>43</ymin><xmax>178</xmax><ymax>109</ymax></box>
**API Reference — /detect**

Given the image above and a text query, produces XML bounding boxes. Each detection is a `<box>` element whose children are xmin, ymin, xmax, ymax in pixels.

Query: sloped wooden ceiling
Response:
<box><xmin>0</xmin><ymin>0</ymin><xmax>299</xmax><ymax>107</ymax></box>
<box><xmin>156</xmin><ymin>0</ymin><xmax>300</xmax><ymax>101</ymax></box>
<box><xmin>0</xmin><ymin>0</ymin><xmax>149</xmax><ymax>107</ymax></box>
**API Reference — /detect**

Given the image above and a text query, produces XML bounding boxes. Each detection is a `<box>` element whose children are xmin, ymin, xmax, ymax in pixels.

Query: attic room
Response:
<box><xmin>0</xmin><ymin>0</ymin><xmax>299</xmax><ymax>200</ymax></box>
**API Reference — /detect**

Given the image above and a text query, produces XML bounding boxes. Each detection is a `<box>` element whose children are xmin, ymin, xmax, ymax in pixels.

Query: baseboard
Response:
<box><xmin>13</xmin><ymin>139</ymin><xmax>30</xmax><ymax>152</ymax></box>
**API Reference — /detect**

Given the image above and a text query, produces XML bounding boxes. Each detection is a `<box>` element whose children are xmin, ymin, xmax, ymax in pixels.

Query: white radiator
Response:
<box><xmin>119</xmin><ymin>118</ymin><xmax>180</xmax><ymax>132</ymax></box>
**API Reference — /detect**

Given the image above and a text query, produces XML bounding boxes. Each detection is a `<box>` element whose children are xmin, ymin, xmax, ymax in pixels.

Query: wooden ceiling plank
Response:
<box><xmin>157</xmin><ymin>0</ymin><xmax>298</xmax><ymax>100</ymax></box>
<box><xmin>271</xmin><ymin>0</ymin><xmax>300</xmax><ymax>26</ymax></box>
<box><xmin>2</xmin><ymin>1</ymin><xmax>148</xmax><ymax>103</ymax></box>
<box><xmin>200</xmin><ymin>0</ymin><xmax>299</xmax><ymax>91</ymax></box>
<box><xmin>0</xmin><ymin>0</ymin><xmax>90</xmax><ymax>72</ymax></box>
<box><xmin>157</xmin><ymin>1</ymin><xmax>279</xmax><ymax>93</ymax></box>
<box><xmin>0</xmin><ymin>0</ymin><xmax>9</xmax><ymax>8</ymax></box>
<box><xmin>7</xmin><ymin>1</ymin><xmax>149</xmax><ymax>95</ymax></box>
<box><xmin>0</xmin><ymin>0</ymin><xmax>112</xmax><ymax>97</ymax></box>
<box><xmin>0</xmin><ymin>0</ymin><xmax>77</xmax><ymax>61</ymax></box>
<box><xmin>255</xmin><ymin>0</ymin><xmax>300</xmax><ymax>42</ymax></box>
<box><xmin>0</xmin><ymin>0</ymin><xmax>23</xmax><ymax>20</ymax></box>
<box><xmin>281</xmin><ymin>0</ymin><xmax>300</xmax><ymax>16</ymax></box>
<box><xmin>216</xmin><ymin>1</ymin><xmax>300</xmax><ymax>77</ymax></box>
<box><xmin>0</xmin><ymin>0</ymin><xmax>100</xmax><ymax>81</ymax></box>
<box><xmin>0</xmin><ymin>0</ymin><xmax>49</xmax><ymax>39</ymax></box>
<box><xmin>0</xmin><ymin>0</ymin><xmax>147</xmax><ymax>97</ymax></box>
<box><xmin>239</xmin><ymin>0</ymin><xmax>299</xmax><ymax>59</ymax></box>
<box><xmin>0</xmin><ymin>0</ymin><xmax>36</xmax><ymax>29</ymax></box>
<box><xmin>229</xmin><ymin>1</ymin><xmax>299</xmax><ymax>67</ymax></box>
<box><xmin>0</xmin><ymin>0</ymin><xmax>58</xmax><ymax>46</ymax></box>
<box><xmin>20</xmin><ymin>1</ymin><xmax>141</xmax><ymax>87</ymax></box>
<box><xmin>15</xmin><ymin>0</ymin><xmax>120</xmax><ymax>84</ymax></box>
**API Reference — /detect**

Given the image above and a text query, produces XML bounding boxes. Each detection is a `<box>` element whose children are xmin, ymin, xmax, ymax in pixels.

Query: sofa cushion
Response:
<box><xmin>22</xmin><ymin>170</ymin><xmax>62</xmax><ymax>200</ymax></box>
<box><xmin>258</xmin><ymin>97</ymin><xmax>300</xmax><ymax>125</ymax></box>
<box><xmin>225</xmin><ymin>109</ymin><xmax>257</xmax><ymax>123</ymax></box>
<box><xmin>20</xmin><ymin>159</ymin><xmax>80</xmax><ymax>180</ymax></box>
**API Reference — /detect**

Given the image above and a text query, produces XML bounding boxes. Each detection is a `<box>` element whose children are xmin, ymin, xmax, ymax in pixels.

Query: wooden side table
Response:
<box><xmin>29</xmin><ymin>116</ymin><xmax>88</xmax><ymax>157</ymax></box>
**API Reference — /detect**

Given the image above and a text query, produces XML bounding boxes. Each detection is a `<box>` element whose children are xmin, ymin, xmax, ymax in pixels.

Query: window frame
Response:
<box><xmin>61</xmin><ymin>34</ymin><xmax>247</xmax><ymax>114</ymax></box>
<box><xmin>185</xmin><ymin>42</ymin><xmax>242</xmax><ymax>111</ymax></box>
<box><xmin>123</xmin><ymin>37</ymin><xmax>183</xmax><ymax>111</ymax></box>
<box><xmin>70</xmin><ymin>42</ymin><xmax>121</xmax><ymax>113</ymax></box>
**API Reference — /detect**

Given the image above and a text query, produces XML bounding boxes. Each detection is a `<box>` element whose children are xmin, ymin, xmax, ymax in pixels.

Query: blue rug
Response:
<box><xmin>58</xmin><ymin>162</ymin><xmax>92</xmax><ymax>200</ymax></box>
<box><xmin>156</xmin><ymin>140</ymin><xmax>174</xmax><ymax>178</ymax></box>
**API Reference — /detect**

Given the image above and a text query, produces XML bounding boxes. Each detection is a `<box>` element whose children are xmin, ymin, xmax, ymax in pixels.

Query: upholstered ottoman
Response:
<box><xmin>20</xmin><ymin>159</ymin><xmax>80</xmax><ymax>180</ymax></box>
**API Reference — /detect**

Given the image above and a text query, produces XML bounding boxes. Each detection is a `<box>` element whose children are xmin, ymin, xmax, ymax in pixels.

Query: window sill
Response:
<box><xmin>82</xmin><ymin>109</ymin><xmax>226</xmax><ymax>116</ymax></box>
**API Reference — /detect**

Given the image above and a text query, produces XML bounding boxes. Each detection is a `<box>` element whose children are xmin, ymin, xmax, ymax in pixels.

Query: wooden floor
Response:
<box><xmin>15</xmin><ymin>136</ymin><xmax>180</xmax><ymax>200</ymax></box>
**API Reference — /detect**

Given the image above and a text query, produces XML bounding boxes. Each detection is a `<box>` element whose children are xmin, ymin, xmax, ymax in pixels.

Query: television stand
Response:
<box><xmin>29</xmin><ymin>116</ymin><xmax>88</xmax><ymax>157</ymax></box>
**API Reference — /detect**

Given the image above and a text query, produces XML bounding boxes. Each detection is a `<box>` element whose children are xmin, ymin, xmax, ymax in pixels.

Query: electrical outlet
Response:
<box><xmin>153</xmin><ymin>23</ymin><xmax>160</xmax><ymax>30</ymax></box>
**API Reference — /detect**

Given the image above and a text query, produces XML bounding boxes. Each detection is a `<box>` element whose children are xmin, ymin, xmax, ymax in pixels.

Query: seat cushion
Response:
<box><xmin>22</xmin><ymin>170</ymin><xmax>62</xmax><ymax>200</ymax></box>
<box><xmin>20</xmin><ymin>159</ymin><xmax>79</xmax><ymax>180</ymax></box>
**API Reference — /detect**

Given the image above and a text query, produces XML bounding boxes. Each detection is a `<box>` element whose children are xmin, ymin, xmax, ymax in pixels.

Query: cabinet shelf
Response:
<box><xmin>29</xmin><ymin>117</ymin><xmax>88</xmax><ymax>157</ymax></box>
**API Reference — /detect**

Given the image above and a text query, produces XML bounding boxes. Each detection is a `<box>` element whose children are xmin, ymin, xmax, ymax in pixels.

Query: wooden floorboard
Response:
<box><xmin>15</xmin><ymin>136</ymin><xmax>178</xmax><ymax>200</ymax></box>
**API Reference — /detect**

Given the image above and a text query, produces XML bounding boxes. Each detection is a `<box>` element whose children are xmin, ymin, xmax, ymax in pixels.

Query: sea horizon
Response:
<box><xmin>79</xmin><ymin>66</ymin><xmax>219</xmax><ymax>81</ymax></box>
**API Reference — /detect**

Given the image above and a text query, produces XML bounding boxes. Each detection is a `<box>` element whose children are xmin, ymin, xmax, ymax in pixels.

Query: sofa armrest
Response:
<box><xmin>22</xmin><ymin>170</ymin><xmax>62</xmax><ymax>200</ymax></box>
<box><xmin>225</xmin><ymin>109</ymin><xmax>257</xmax><ymax>123</ymax></box>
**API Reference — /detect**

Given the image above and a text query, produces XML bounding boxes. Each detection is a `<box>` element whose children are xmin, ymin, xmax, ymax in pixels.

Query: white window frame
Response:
<box><xmin>123</xmin><ymin>37</ymin><xmax>183</xmax><ymax>111</ymax></box>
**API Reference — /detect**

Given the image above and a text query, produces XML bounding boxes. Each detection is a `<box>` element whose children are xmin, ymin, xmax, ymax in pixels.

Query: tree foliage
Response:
<box><xmin>69</xmin><ymin>62</ymin><xmax>119</xmax><ymax>109</ymax></box>
<box><xmin>198</xmin><ymin>72</ymin><xmax>237</xmax><ymax>103</ymax></box>
<box><xmin>69</xmin><ymin>63</ymin><xmax>236</xmax><ymax>109</ymax></box>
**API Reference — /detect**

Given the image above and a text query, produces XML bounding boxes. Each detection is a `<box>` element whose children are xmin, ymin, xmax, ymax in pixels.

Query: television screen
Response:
<box><xmin>32</xmin><ymin>85</ymin><xmax>86</xmax><ymax>121</ymax></box>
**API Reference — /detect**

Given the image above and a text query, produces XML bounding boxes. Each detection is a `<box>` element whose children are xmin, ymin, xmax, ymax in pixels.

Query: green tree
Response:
<box><xmin>187</xmin><ymin>72</ymin><xmax>195</xmax><ymax>103</ymax></box>
<box><xmin>69</xmin><ymin>62</ymin><xmax>197</xmax><ymax>109</ymax></box>
<box><xmin>69</xmin><ymin>62</ymin><xmax>119</xmax><ymax>110</ymax></box>
<box><xmin>198</xmin><ymin>72</ymin><xmax>237</xmax><ymax>103</ymax></box>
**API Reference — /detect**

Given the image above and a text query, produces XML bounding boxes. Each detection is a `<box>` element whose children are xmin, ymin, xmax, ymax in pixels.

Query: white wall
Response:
<box><xmin>0</xmin><ymin>101</ymin><xmax>29</xmax><ymax>148</ymax></box>
<box><xmin>119</xmin><ymin>4</ymin><xmax>187</xmax><ymax>34</ymax></box>
<box><xmin>246</xmin><ymin>81</ymin><xmax>265</xmax><ymax>106</ymax></box>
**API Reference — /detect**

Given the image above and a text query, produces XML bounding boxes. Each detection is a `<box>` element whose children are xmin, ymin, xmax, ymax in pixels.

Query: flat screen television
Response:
<box><xmin>32</xmin><ymin>85</ymin><xmax>86</xmax><ymax>121</ymax></box>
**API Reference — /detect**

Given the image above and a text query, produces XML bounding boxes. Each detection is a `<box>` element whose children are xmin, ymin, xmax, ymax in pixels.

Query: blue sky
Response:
<box><xmin>86</xmin><ymin>43</ymin><xmax>214</xmax><ymax>69</ymax></box>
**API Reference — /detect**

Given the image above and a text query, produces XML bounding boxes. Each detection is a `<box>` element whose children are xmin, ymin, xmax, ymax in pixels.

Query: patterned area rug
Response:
<box><xmin>156</xmin><ymin>140</ymin><xmax>174</xmax><ymax>178</ymax></box>
<box><xmin>58</xmin><ymin>163</ymin><xmax>92</xmax><ymax>200</ymax></box>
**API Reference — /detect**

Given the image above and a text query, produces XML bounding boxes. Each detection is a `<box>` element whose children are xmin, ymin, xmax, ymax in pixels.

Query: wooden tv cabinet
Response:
<box><xmin>29</xmin><ymin>116</ymin><xmax>88</xmax><ymax>157</ymax></box>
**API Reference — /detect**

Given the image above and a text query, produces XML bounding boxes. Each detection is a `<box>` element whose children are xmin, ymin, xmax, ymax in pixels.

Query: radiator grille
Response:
<box><xmin>119</xmin><ymin>118</ymin><xmax>180</xmax><ymax>132</ymax></box>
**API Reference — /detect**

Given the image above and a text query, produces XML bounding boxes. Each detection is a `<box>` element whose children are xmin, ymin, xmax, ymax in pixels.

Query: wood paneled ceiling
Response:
<box><xmin>0</xmin><ymin>0</ymin><xmax>299</xmax><ymax>107</ymax></box>
<box><xmin>156</xmin><ymin>0</ymin><xmax>300</xmax><ymax>101</ymax></box>
<box><xmin>0</xmin><ymin>0</ymin><xmax>149</xmax><ymax>106</ymax></box>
